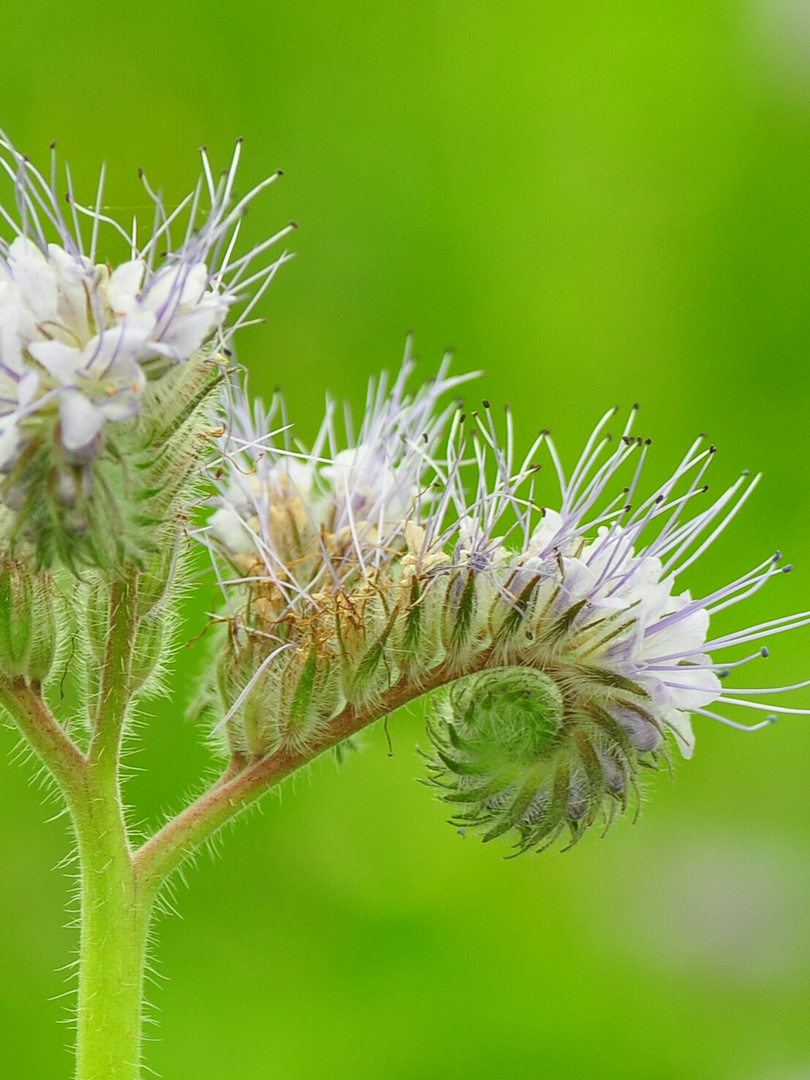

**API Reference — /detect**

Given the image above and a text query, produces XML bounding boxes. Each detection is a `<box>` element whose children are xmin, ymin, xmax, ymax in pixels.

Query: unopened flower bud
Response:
<box><xmin>0</xmin><ymin>560</ymin><xmax>33</xmax><ymax>679</ymax></box>
<box><xmin>0</xmin><ymin>560</ymin><xmax>57</xmax><ymax>683</ymax></box>
<box><xmin>220</xmin><ymin>634</ymin><xmax>344</xmax><ymax>757</ymax></box>
<box><xmin>278</xmin><ymin>645</ymin><xmax>342</xmax><ymax>751</ymax></box>
<box><xmin>84</xmin><ymin>575</ymin><xmax>110</xmax><ymax>665</ymax></box>
<box><xmin>130</xmin><ymin>613</ymin><xmax>164</xmax><ymax>692</ymax></box>
<box><xmin>336</xmin><ymin>588</ymin><xmax>398</xmax><ymax>708</ymax></box>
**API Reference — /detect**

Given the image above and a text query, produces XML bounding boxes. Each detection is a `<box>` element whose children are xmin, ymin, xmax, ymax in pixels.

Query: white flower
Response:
<box><xmin>0</xmin><ymin>368</ymin><xmax>38</xmax><ymax>470</ymax></box>
<box><xmin>207</xmin><ymin>350</ymin><xmax>477</xmax><ymax>577</ymax></box>
<box><xmin>29</xmin><ymin>325</ymin><xmax>149</xmax><ymax>454</ymax></box>
<box><xmin>108</xmin><ymin>259</ymin><xmax>229</xmax><ymax>365</ymax></box>
<box><xmin>0</xmin><ymin>132</ymin><xmax>295</xmax><ymax>472</ymax></box>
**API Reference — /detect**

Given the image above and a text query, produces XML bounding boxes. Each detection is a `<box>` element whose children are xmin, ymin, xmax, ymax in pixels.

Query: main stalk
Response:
<box><xmin>73</xmin><ymin>571</ymin><xmax>149</xmax><ymax>1080</ymax></box>
<box><xmin>73</xmin><ymin>775</ymin><xmax>151</xmax><ymax>1080</ymax></box>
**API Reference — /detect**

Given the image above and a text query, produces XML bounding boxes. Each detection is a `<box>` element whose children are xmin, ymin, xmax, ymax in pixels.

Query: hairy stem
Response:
<box><xmin>0</xmin><ymin>678</ymin><xmax>85</xmax><ymax>802</ymax></box>
<box><xmin>73</xmin><ymin>771</ymin><xmax>150</xmax><ymax>1080</ymax></box>
<box><xmin>135</xmin><ymin>652</ymin><xmax>491</xmax><ymax>895</ymax></box>
<box><xmin>73</xmin><ymin>568</ymin><xmax>146</xmax><ymax>1080</ymax></box>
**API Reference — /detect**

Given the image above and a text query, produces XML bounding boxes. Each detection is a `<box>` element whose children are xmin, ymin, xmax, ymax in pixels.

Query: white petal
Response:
<box><xmin>47</xmin><ymin>245</ymin><xmax>96</xmax><ymax>341</ymax></box>
<box><xmin>529</xmin><ymin>509</ymin><xmax>564</xmax><ymax>553</ymax></box>
<box><xmin>88</xmin><ymin>324</ymin><xmax>151</xmax><ymax>374</ymax></box>
<box><xmin>8</xmin><ymin>237</ymin><xmax>58</xmax><ymax>324</ymax></box>
<box><xmin>17</xmin><ymin>369</ymin><xmax>39</xmax><ymax>407</ymax></box>
<box><xmin>664</xmin><ymin>665</ymin><xmax>722</xmax><ymax>710</ymax></box>
<box><xmin>644</xmin><ymin>607</ymin><xmax>710</xmax><ymax>662</ymax></box>
<box><xmin>58</xmin><ymin>388</ymin><xmax>104</xmax><ymax>452</ymax></box>
<box><xmin>153</xmin><ymin>303</ymin><xmax>223</xmax><ymax>360</ymax></box>
<box><xmin>107</xmin><ymin>260</ymin><xmax>145</xmax><ymax>314</ymax></box>
<box><xmin>29</xmin><ymin>339</ymin><xmax>84</xmax><ymax>385</ymax></box>
<box><xmin>666</xmin><ymin>710</ymin><xmax>696</xmax><ymax>760</ymax></box>
<box><xmin>0</xmin><ymin>416</ymin><xmax>20</xmax><ymax>469</ymax></box>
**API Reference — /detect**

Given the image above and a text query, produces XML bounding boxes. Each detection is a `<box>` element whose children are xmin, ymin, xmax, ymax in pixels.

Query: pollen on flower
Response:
<box><xmin>203</xmin><ymin>352</ymin><xmax>810</xmax><ymax>851</ymax></box>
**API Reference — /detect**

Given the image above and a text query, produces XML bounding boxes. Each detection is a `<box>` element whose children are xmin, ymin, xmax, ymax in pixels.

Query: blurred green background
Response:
<box><xmin>3</xmin><ymin>2</ymin><xmax>810</xmax><ymax>1077</ymax></box>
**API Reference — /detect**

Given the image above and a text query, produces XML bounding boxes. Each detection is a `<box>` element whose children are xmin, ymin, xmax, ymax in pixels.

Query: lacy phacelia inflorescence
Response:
<box><xmin>204</xmin><ymin>354</ymin><xmax>810</xmax><ymax>852</ymax></box>
<box><xmin>0</xmin><ymin>134</ymin><xmax>293</xmax><ymax>569</ymax></box>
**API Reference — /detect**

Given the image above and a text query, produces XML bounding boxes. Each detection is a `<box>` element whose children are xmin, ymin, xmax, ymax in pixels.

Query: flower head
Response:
<box><xmin>0</xmin><ymin>133</ymin><xmax>294</xmax><ymax>570</ymax></box>
<box><xmin>204</xmin><ymin>356</ymin><xmax>810</xmax><ymax>851</ymax></box>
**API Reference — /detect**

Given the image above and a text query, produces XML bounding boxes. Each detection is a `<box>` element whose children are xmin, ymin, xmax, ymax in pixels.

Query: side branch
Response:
<box><xmin>133</xmin><ymin>651</ymin><xmax>492</xmax><ymax>897</ymax></box>
<box><xmin>0</xmin><ymin>677</ymin><xmax>86</xmax><ymax>800</ymax></box>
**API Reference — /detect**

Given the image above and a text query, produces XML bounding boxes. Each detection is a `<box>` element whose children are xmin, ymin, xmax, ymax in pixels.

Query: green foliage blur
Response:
<box><xmin>3</xmin><ymin>3</ymin><xmax>810</xmax><ymax>1077</ymax></box>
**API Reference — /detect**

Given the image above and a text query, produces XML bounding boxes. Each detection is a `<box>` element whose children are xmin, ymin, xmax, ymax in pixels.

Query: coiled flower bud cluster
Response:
<box><xmin>205</xmin><ymin>355</ymin><xmax>810</xmax><ymax>852</ymax></box>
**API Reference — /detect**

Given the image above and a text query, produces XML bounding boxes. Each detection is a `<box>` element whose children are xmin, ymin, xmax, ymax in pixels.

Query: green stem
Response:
<box><xmin>0</xmin><ymin>678</ymin><xmax>85</xmax><ymax>803</ymax></box>
<box><xmin>73</xmin><ymin>568</ymin><xmax>146</xmax><ymax>1080</ymax></box>
<box><xmin>73</xmin><ymin>771</ymin><xmax>150</xmax><ymax>1080</ymax></box>
<box><xmin>135</xmin><ymin>650</ymin><xmax>492</xmax><ymax>892</ymax></box>
<box><xmin>0</xmin><ymin>673</ymin><xmax>148</xmax><ymax>1079</ymax></box>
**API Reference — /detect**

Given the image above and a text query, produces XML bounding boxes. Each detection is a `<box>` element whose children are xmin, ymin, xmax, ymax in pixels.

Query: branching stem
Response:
<box><xmin>0</xmin><ymin>678</ymin><xmax>86</xmax><ymax>804</ymax></box>
<box><xmin>0</xmin><ymin>563</ymin><xmax>491</xmax><ymax>1079</ymax></box>
<box><xmin>134</xmin><ymin>651</ymin><xmax>491</xmax><ymax>895</ymax></box>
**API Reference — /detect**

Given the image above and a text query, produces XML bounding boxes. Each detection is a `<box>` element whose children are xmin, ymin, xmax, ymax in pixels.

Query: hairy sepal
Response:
<box><xmin>0</xmin><ymin>354</ymin><xmax>221</xmax><ymax>577</ymax></box>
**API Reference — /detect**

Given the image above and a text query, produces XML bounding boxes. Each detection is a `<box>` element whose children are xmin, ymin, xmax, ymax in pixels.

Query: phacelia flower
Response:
<box><xmin>204</xmin><ymin>354</ymin><xmax>810</xmax><ymax>851</ymax></box>
<box><xmin>0</xmin><ymin>133</ymin><xmax>294</xmax><ymax>570</ymax></box>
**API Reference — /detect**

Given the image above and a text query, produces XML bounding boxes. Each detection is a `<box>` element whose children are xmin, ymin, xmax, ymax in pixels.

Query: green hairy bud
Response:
<box><xmin>130</xmin><ymin>612</ymin><xmax>165</xmax><ymax>692</ymax></box>
<box><xmin>218</xmin><ymin>626</ymin><xmax>344</xmax><ymax>758</ymax></box>
<box><xmin>1</xmin><ymin>354</ymin><xmax>221</xmax><ymax>578</ymax></box>
<box><xmin>0</xmin><ymin>560</ymin><xmax>57</xmax><ymax>684</ymax></box>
